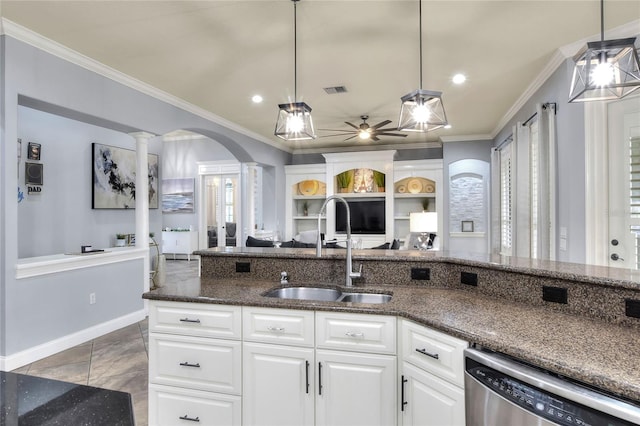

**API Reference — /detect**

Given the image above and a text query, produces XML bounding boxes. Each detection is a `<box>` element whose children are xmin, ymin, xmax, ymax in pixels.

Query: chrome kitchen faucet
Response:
<box><xmin>316</xmin><ymin>195</ymin><xmax>362</xmax><ymax>287</ymax></box>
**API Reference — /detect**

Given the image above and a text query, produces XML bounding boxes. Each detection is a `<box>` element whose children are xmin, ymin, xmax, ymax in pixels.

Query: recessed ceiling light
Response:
<box><xmin>444</xmin><ymin>124</ymin><xmax>452</xmax><ymax>129</ymax></box>
<box><xmin>452</xmin><ymin>74</ymin><xmax>466</xmax><ymax>85</ymax></box>
<box><xmin>251</xmin><ymin>95</ymin><xmax>263</xmax><ymax>103</ymax></box>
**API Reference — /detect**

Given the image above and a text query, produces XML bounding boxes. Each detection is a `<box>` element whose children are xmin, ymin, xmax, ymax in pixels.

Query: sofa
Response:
<box><xmin>208</xmin><ymin>222</ymin><xmax>237</xmax><ymax>247</ymax></box>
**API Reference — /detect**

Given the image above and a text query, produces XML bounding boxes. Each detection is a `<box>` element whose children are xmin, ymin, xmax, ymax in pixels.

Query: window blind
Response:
<box><xmin>500</xmin><ymin>144</ymin><xmax>513</xmax><ymax>255</ymax></box>
<box><xmin>630</xmin><ymin>136</ymin><xmax>640</xmax><ymax>218</ymax></box>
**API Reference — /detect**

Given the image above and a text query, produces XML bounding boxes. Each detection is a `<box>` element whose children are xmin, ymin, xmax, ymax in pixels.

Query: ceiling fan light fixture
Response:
<box><xmin>275</xmin><ymin>102</ymin><xmax>315</xmax><ymax>141</ymax></box>
<box><xmin>358</xmin><ymin>129</ymin><xmax>371</xmax><ymax>140</ymax></box>
<box><xmin>568</xmin><ymin>0</ymin><xmax>640</xmax><ymax>103</ymax></box>
<box><xmin>398</xmin><ymin>89</ymin><xmax>448</xmax><ymax>132</ymax></box>
<box><xmin>274</xmin><ymin>0</ymin><xmax>316</xmax><ymax>141</ymax></box>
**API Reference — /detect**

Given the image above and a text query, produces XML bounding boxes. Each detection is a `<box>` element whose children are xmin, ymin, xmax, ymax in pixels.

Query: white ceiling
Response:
<box><xmin>1</xmin><ymin>1</ymin><xmax>639</xmax><ymax>153</ymax></box>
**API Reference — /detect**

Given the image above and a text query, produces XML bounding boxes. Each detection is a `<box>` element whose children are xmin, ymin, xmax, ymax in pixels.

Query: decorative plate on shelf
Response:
<box><xmin>407</xmin><ymin>178</ymin><xmax>422</xmax><ymax>194</ymax></box>
<box><xmin>298</xmin><ymin>180</ymin><xmax>318</xmax><ymax>196</ymax></box>
<box><xmin>424</xmin><ymin>184</ymin><xmax>435</xmax><ymax>193</ymax></box>
<box><xmin>396</xmin><ymin>185</ymin><xmax>407</xmax><ymax>193</ymax></box>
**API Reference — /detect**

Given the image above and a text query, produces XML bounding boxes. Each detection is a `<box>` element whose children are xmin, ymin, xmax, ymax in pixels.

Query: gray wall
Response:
<box><xmin>17</xmin><ymin>106</ymin><xmax>163</xmax><ymax>258</ymax></box>
<box><xmin>1</xmin><ymin>35</ymin><xmax>289</xmax><ymax>359</ymax></box>
<box><xmin>161</xmin><ymin>138</ymin><xmax>235</xmax><ymax>231</ymax></box>
<box><xmin>290</xmin><ymin>146</ymin><xmax>443</xmax><ymax>165</ymax></box>
<box><xmin>493</xmin><ymin>59</ymin><xmax>586</xmax><ymax>264</ymax></box>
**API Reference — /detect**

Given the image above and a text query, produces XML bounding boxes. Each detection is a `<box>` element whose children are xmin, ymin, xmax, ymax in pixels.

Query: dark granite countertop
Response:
<box><xmin>144</xmin><ymin>277</ymin><xmax>640</xmax><ymax>405</ymax></box>
<box><xmin>0</xmin><ymin>371</ymin><xmax>134</xmax><ymax>425</ymax></box>
<box><xmin>196</xmin><ymin>247</ymin><xmax>640</xmax><ymax>290</ymax></box>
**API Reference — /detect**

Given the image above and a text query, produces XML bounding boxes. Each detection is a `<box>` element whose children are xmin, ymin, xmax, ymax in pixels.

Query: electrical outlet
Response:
<box><xmin>411</xmin><ymin>268</ymin><xmax>430</xmax><ymax>280</ymax></box>
<box><xmin>236</xmin><ymin>262</ymin><xmax>251</xmax><ymax>273</ymax></box>
<box><xmin>542</xmin><ymin>286</ymin><xmax>568</xmax><ymax>304</ymax></box>
<box><xmin>461</xmin><ymin>271</ymin><xmax>478</xmax><ymax>286</ymax></box>
<box><xmin>89</xmin><ymin>293</ymin><xmax>96</xmax><ymax>305</ymax></box>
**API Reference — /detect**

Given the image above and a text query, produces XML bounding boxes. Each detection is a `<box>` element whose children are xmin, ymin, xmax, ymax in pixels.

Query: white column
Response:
<box><xmin>130</xmin><ymin>131</ymin><xmax>155</xmax><ymax>292</ymax></box>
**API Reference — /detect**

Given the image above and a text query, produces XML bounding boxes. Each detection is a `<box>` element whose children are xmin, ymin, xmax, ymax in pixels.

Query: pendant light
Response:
<box><xmin>275</xmin><ymin>0</ymin><xmax>316</xmax><ymax>140</ymax></box>
<box><xmin>568</xmin><ymin>0</ymin><xmax>640</xmax><ymax>102</ymax></box>
<box><xmin>398</xmin><ymin>0</ymin><xmax>448</xmax><ymax>132</ymax></box>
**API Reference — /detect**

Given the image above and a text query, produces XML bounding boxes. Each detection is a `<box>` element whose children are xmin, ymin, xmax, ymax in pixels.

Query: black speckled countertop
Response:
<box><xmin>0</xmin><ymin>371</ymin><xmax>134</xmax><ymax>425</ymax></box>
<box><xmin>144</xmin><ymin>275</ymin><xmax>640</xmax><ymax>404</ymax></box>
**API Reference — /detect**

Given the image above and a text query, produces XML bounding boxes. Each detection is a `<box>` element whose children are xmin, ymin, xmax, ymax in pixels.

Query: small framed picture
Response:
<box><xmin>461</xmin><ymin>220</ymin><xmax>474</xmax><ymax>232</ymax></box>
<box><xmin>25</xmin><ymin>162</ymin><xmax>43</xmax><ymax>185</ymax></box>
<box><xmin>27</xmin><ymin>142</ymin><xmax>41</xmax><ymax>161</ymax></box>
<box><xmin>128</xmin><ymin>233</ymin><xmax>136</xmax><ymax>246</ymax></box>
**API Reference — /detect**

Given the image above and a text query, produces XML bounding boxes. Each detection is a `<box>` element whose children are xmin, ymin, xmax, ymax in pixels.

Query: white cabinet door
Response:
<box><xmin>316</xmin><ymin>349</ymin><xmax>396</xmax><ymax>426</ymax></box>
<box><xmin>400</xmin><ymin>362</ymin><xmax>465</xmax><ymax>426</ymax></box>
<box><xmin>243</xmin><ymin>342</ymin><xmax>315</xmax><ymax>426</ymax></box>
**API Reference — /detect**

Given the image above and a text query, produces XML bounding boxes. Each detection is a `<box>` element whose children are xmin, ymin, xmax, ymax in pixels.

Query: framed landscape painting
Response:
<box><xmin>92</xmin><ymin>142</ymin><xmax>159</xmax><ymax>209</ymax></box>
<box><xmin>162</xmin><ymin>178</ymin><xmax>195</xmax><ymax>213</ymax></box>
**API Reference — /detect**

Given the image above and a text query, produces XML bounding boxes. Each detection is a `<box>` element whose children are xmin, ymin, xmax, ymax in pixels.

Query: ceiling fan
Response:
<box><xmin>320</xmin><ymin>115</ymin><xmax>408</xmax><ymax>142</ymax></box>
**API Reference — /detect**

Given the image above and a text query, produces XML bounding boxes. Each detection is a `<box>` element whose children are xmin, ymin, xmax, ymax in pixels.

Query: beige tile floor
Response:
<box><xmin>11</xmin><ymin>257</ymin><xmax>200</xmax><ymax>426</ymax></box>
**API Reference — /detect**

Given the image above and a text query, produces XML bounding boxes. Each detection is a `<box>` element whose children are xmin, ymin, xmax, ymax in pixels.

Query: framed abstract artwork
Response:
<box><xmin>92</xmin><ymin>142</ymin><xmax>159</xmax><ymax>209</ymax></box>
<box><xmin>162</xmin><ymin>178</ymin><xmax>195</xmax><ymax>213</ymax></box>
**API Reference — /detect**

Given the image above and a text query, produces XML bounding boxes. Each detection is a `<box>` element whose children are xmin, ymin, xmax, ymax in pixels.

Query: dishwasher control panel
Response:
<box><xmin>466</xmin><ymin>357</ymin><xmax>636</xmax><ymax>426</ymax></box>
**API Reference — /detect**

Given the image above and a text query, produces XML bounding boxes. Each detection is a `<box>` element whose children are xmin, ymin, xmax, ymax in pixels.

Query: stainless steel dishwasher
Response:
<box><xmin>464</xmin><ymin>348</ymin><xmax>640</xmax><ymax>426</ymax></box>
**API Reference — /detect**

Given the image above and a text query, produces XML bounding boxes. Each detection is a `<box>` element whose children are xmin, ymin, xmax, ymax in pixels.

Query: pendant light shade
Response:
<box><xmin>398</xmin><ymin>0</ymin><xmax>448</xmax><ymax>132</ymax></box>
<box><xmin>398</xmin><ymin>89</ymin><xmax>448</xmax><ymax>132</ymax></box>
<box><xmin>275</xmin><ymin>101</ymin><xmax>315</xmax><ymax>140</ymax></box>
<box><xmin>568</xmin><ymin>0</ymin><xmax>640</xmax><ymax>102</ymax></box>
<box><xmin>274</xmin><ymin>0</ymin><xmax>316</xmax><ymax>141</ymax></box>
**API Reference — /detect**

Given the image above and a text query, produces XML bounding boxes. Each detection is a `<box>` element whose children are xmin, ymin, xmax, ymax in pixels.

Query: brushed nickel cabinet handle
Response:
<box><xmin>416</xmin><ymin>348</ymin><xmax>439</xmax><ymax>359</ymax></box>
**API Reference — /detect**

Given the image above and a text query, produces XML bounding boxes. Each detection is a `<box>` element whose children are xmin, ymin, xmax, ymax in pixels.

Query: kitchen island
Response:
<box><xmin>144</xmin><ymin>248</ymin><xmax>640</xmax><ymax>424</ymax></box>
<box><xmin>0</xmin><ymin>371</ymin><xmax>134</xmax><ymax>425</ymax></box>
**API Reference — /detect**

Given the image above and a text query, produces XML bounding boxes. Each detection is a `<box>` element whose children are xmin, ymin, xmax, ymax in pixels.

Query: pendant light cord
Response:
<box><xmin>600</xmin><ymin>0</ymin><xmax>604</xmax><ymax>42</ymax></box>
<box><xmin>419</xmin><ymin>0</ymin><xmax>423</xmax><ymax>90</ymax></box>
<box><xmin>293</xmin><ymin>0</ymin><xmax>298</xmax><ymax>101</ymax></box>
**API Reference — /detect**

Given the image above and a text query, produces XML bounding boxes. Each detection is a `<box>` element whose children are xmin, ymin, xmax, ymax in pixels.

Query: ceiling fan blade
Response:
<box><xmin>318</xmin><ymin>133</ymin><xmax>357</xmax><ymax>138</ymax></box>
<box><xmin>318</xmin><ymin>128</ymin><xmax>357</xmax><ymax>133</ymax></box>
<box><xmin>344</xmin><ymin>121</ymin><xmax>359</xmax><ymax>130</ymax></box>
<box><xmin>375</xmin><ymin>132</ymin><xmax>408</xmax><ymax>138</ymax></box>
<box><xmin>371</xmin><ymin>120</ymin><xmax>392</xmax><ymax>130</ymax></box>
<box><xmin>371</xmin><ymin>135</ymin><xmax>380</xmax><ymax>142</ymax></box>
<box><xmin>343</xmin><ymin>135</ymin><xmax>358</xmax><ymax>141</ymax></box>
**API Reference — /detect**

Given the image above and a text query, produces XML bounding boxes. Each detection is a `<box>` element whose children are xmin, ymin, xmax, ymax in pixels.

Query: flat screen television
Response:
<box><xmin>335</xmin><ymin>200</ymin><xmax>385</xmax><ymax>234</ymax></box>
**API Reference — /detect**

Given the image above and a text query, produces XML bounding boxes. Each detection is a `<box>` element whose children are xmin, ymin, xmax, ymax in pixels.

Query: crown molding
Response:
<box><xmin>560</xmin><ymin>19</ymin><xmax>640</xmax><ymax>58</ymax></box>
<box><xmin>490</xmin><ymin>49</ymin><xmax>566</xmax><ymax>140</ymax></box>
<box><xmin>0</xmin><ymin>18</ymin><xmax>292</xmax><ymax>154</ymax></box>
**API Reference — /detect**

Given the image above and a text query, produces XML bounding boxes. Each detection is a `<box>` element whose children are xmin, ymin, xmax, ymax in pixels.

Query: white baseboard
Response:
<box><xmin>0</xmin><ymin>309</ymin><xmax>147</xmax><ymax>371</ymax></box>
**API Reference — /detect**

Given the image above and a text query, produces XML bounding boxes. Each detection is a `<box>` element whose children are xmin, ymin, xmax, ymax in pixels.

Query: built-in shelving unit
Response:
<box><xmin>285</xmin><ymin>165</ymin><xmax>327</xmax><ymax>239</ymax></box>
<box><xmin>285</xmin><ymin>153</ymin><xmax>443</xmax><ymax>248</ymax></box>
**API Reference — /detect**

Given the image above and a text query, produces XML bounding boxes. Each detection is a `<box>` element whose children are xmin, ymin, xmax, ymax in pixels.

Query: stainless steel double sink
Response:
<box><xmin>263</xmin><ymin>286</ymin><xmax>392</xmax><ymax>304</ymax></box>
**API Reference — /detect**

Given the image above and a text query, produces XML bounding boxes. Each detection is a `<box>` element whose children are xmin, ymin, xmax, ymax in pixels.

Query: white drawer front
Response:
<box><xmin>149</xmin><ymin>384</ymin><xmax>241</xmax><ymax>426</ymax></box>
<box><xmin>243</xmin><ymin>307</ymin><xmax>315</xmax><ymax>347</ymax></box>
<box><xmin>400</xmin><ymin>319</ymin><xmax>468</xmax><ymax>387</ymax></box>
<box><xmin>316</xmin><ymin>312</ymin><xmax>396</xmax><ymax>354</ymax></box>
<box><xmin>149</xmin><ymin>301</ymin><xmax>241</xmax><ymax>339</ymax></box>
<box><xmin>149</xmin><ymin>334</ymin><xmax>242</xmax><ymax>394</ymax></box>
